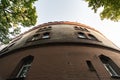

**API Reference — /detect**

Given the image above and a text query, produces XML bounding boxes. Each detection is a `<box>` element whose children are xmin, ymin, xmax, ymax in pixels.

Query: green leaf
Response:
<box><xmin>85</xmin><ymin>0</ymin><xmax>120</xmax><ymax>21</ymax></box>
<box><xmin>0</xmin><ymin>0</ymin><xmax>37</xmax><ymax>44</ymax></box>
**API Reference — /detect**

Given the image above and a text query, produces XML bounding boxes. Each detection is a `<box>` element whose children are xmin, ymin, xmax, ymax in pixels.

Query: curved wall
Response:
<box><xmin>0</xmin><ymin>21</ymin><xmax>120</xmax><ymax>80</ymax></box>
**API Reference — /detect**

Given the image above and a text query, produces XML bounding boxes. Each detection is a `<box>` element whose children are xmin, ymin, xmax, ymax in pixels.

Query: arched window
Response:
<box><xmin>16</xmin><ymin>55</ymin><xmax>34</xmax><ymax>78</ymax></box>
<box><xmin>88</xmin><ymin>34</ymin><xmax>98</xmax><ymax>41</ymax></box>
<box><xmin>77</xmin><ymin>32</ymin><xmax>87</xmax><ymax>39</ymax></box>
<box><xmin>99</xmin><ymin>55</ymin><xmax>120</xmax><ymax>78</ymax></box>
<box><xmin>8</xmin><ymin>55</ymin><xmax>34</xmax><ymax>80</ymax></box>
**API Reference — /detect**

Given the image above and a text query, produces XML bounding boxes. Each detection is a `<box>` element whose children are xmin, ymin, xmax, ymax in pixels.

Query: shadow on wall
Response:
<box><xmin>0</xmin><ymin>77</ymin><xmax>4</xmax><ymax>80</ymax></box>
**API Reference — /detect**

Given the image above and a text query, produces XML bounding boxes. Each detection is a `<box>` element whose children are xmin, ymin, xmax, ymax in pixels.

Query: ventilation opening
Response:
<box><xmin>86</xmin><ymin>60</ymin><xmax>95</xmax><ymax>71</ymax></box>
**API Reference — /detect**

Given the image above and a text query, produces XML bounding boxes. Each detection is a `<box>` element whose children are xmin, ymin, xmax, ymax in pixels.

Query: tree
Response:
<box><xmin>0</xmin><ymin>0</ymin><xmax>37</xmax><ymax>43</ymax></box>
<box><xmin>85</xmin><ymin>0</ymin><xmax>120</xmax><ymax>21</ymax></box>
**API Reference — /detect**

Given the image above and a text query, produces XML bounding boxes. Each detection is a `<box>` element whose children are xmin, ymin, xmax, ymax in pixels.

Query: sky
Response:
<box><xmin>22</xmin><ymin>0</ymin><xmax>120</xmax><ymax>48</ymax></box>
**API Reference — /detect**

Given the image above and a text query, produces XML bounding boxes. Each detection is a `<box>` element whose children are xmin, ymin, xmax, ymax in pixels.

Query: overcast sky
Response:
<box><xmin>22</xmin><ymin>0</ymin><xmax>120</xmax><ymax>48</ymax></box>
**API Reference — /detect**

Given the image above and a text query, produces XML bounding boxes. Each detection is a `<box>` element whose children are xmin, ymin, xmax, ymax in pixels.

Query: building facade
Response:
<box><xmin>0</xmin><ymin>21</ymin><xmax>120</xmax><ymax>80</ymax></box>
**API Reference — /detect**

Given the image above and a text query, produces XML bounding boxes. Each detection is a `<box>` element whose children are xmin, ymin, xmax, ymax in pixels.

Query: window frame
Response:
<box><xmin>77</xmin><ymin>32</ymin><xmax>87</xmax><ymax>39</ymax></box>
<box><xmin>103</xmin><ymin>63</ymin><xmax>119</xmax><ymax>77</ymax></box>
<box><xmin>7</xmin><ymin>55</ymin><xmax>34</xmax><ymax>80</ymax></box>
<box><xmin>36</xmin><ymin>26</ymin><xmax>52</xmax><ymax>32</ymax></box>
<box><xmin>16</xmin><ymin>64</ymin><xmax>31</xmax><ymax>78</ymax></box>
<box><xmin>74</xmin><ymin>26</ymin><xmax>89</xmax><ymax>32</ymax></box>
<box><xmin>88</xmin><ymin>34</ymin><xmax>98</xmax><ymax>41</ymax></box>
<box><xmin>99</xmin><ymin>55</ymin><xmax>120</xmax><ymax>78</ymax></box>
<box><xmin>27</xmin><ymin>33</ymin><xmax>41</xmax><ymax>42</ymax></box>
<box><xmin>31</xmin><ymin>33</ymin><xmax>41</xmax><ymax>41</ymax></box>
<box><xmin>42</xmin><ymin>32</ymin><xmax>51</xmax><ymax>39</ymax></box>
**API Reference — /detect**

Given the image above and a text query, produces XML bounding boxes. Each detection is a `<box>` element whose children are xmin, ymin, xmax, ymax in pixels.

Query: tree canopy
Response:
<box><xmin>0</xmin><ymin>0</ymin><xmax>37</xmax><ymax>43</ymax></box>
<box><xmin>85</xmin><ymin>0</ymin><xmax>120</xmax><ymax>21</ymax></box>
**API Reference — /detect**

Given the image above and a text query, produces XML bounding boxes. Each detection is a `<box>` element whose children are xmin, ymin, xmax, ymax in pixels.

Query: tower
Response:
<box><xmin>0</xmin><ymin>21</ymin><xmax>120</xmax><ymax>80</ymax></box>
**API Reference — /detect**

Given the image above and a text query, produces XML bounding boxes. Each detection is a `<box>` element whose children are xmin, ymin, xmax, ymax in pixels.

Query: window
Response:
<box><xmin>77</xmin><ymin>32</ymin><xmax>87</xmax><ymax>39</ymax></box>
<box><xmin>99</xmin><ymin>55</ymin><xmax>120</xmax><ymax>78</ymax></box>
<box><xmin>74</xmin><ymin>26</ymin><xmax>84</xmax><ymax>31</ymax></box>
<box><xmin>86</xmin><ymin>60</ymin><xmax>95</xmax><ymax>71</ymax></box>
<box><xmin>42</xmin><ymin>32</ymin><xmax>50</xmax><ymax>39</ymax></box>
<box><xmin>83</xmin><ymin>28</ymin><xmax>89</xmax><ymax>32</ymax></box>
<box><xmin>86</xmin><ymin>60</ymin><xmax>101</xmax><ymax>79</ymax></box>
<box><xmin>7</xmin><ymin>55</ymin><xmax>34</xmax><ymax>80</ymax></box>
<box><xmin>74</xmin><ymin>26</ymin><xmax>89</xmax><ymax>32</ymax></box>
<box><xmin>74</xmin><ymin>26</ymin><xmax>80</xmax><ymax>30</ymax></box>
<box><xmin>31</xmin><ymin>34</ymin><xmax>41</xmax><ymax>41</ymax></box>
<box><xmin>79</xmin><ymin>27</ymin><xmax>85</xmax><ymax>31</ymax></box>
<box><xmin>16</xmin><ymin>55</ymin><xmax>34</xmax><ymax>78</ymax></box>
<box><xmin>27</xmin><ymin>32</ymin><xmax>51</xmax><ymax>42</ymax></box>
<box><xmin>27</xmin><ymin>34</ymin><xmax>41</xmax><ymax>42</ymax></box>
<box><xmin>88</xmin><ymin>34</ymin><xmax>98</xmax><ymax>41</ymax></box>
<box><xmin>16</xmin><ymin>62</ymin><xmax>31</xmax><ymax>78</ymax></box>
<box><xmin>36</xmin><ymin>26</ymin><xmax>52</xmax><ymax>32</ymax></box>
<box><xmin>48</xmin><ymin>26</ymin><xmax>52</xmax><ymax>29</ymax></box>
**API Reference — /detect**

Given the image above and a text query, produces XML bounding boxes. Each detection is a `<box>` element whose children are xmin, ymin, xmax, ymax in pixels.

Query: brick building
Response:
<box><xmin>0</xmin><ymin>21</ymin><xmax>120</xmax><ymax>80</ymax></box>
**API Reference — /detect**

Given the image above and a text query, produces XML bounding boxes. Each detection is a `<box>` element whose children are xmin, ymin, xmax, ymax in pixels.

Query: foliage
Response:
<box><xmin>85</xmin><ymin>0</ymin><xmax>120</xmax><ymax>21</ymax></box>
<box><xmin>0</xmin><ymin>0</ymin><xmax>37</xmax><ymax>43</ymax></box>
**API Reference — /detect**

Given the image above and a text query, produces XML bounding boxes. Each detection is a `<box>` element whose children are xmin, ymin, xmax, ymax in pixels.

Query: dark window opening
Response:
<box><xmin>31</xmin><ymin>34</ymin><xmax>41</xmax><ymax>41</ymax></box>
<box><xmin>48</xmin><ymin>26</ymin><xmax>52</xmax><ymax>29</ymax></box>
<box><xmin>86</xmin><ymin>60</ymin><xmax>101</xmax><ymax>79</ymax></box>
<box><xmin>74</xmin><ymin>26</ymin><xmax>89</xmax><ymax>32</ymax></box>
<box><xmin>88</xmin><ymin>34</ymin><xmax>98</xmax><ymax>41</ymax></box>
<box><xmin>27</xmin><ymin>32</ymin><xmax>51</xmax><ymax>42</ymax></box>
<box><xmin>99</xmin><ymin>55</ymin><xmax>120</xmax><ymax>78</ymax></box>
<box><xmin>77</xmin><ymin>32</ymin><xmax>87</xmax><ymax>39</ymax></box>
<box><xmin>83</xmin><ymin>28</ymin><xmax>89</xmax><ymax>32</ymax></box>
<box><xmin>74</xmin><ymin>26</ymin><xmax>79</xmax><ymax>30</ymax></box>
<box><xmin>7</xmin><ymin>55</ymin><xmax>34</xmax><ymax>80</ymax></box>
<box><xmin>42</xmin><ymin>32</ymin><xmax>50</xmax><ymax>39</ymax></box>
<box><xmin>86</xmin><ymin>60</ymin><xmax>95</xmax><ymax>71</ymax></box>
<box><xmin>36</xmin><ymin>28</ymin><xmax>42</xmax><ymax>32</ymax></box>
<box><xmin>36</xmin><ymin>26</ymin><xmax>52</xmax><ymax>32</ymax></box>
<box><xmin>79</xmin><ymin>27</ymin><xmax>85</xmax><ymax>31</ymax></box>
